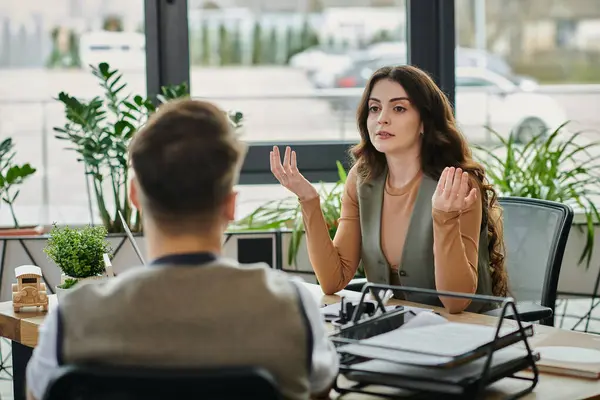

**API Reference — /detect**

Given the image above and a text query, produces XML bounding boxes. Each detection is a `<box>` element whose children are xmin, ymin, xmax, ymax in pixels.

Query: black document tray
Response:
<box><xmin>329</xmin><ymin>283</ymin><xmax>540</xmax><ymax>400</ymax></box>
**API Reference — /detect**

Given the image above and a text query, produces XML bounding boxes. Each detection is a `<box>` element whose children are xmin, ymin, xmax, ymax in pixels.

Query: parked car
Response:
<box><xmin>454</xmin><ymin>67</ymin><xmax>566</xmax><ymax>142</ymax></box>
<box><xmin>306</xmin><ymin>42</ymin><xmax>407</xmax><ymax>89</ymax></box>
<box><xmin>288</xmin><ymin>45</ymin><xmax>356</xmax><ymax>84</ymax></box>
<box><xmin>328</xmin><ymin>61</ymin><xmax>566</xmax><ymax>142</ymax></box>
<box><xmin>308</xmin><ymin>44</ymin><xmax>538</xmax><ymax>91</ymax></box>
<box><xmin>456</xmin><ymin>47</ymin><xmax>539</xmax><ymax>92</ymax></box>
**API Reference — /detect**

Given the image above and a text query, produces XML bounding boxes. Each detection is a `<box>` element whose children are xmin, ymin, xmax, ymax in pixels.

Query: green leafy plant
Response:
<box><xmin>44</xmin><ymin>224</ymin><xmax>113</xmax><ymax>288</ymax></box>
<box><xmin>473</xmin><ymin>122</ymin><xmax>600</xmax><ymax>268</ymax></box>
<box><xmin>233</xmin><ymin>161</ymin><xmax>364</xmax><ymax>277</ymax></box>
<box><xmin>0</xmin><ymin>138</ymin><xmax>36</xmax><ymax>228</ymax></box>
<box><xmin>53</xmin><ymin>62</ymin><xmax>243</xmax><ymax>234</ymax></box>
<box><xmin>53</xmin><ymin>63</ymin><xmax>188</xmax><ymax>233</ymax></box>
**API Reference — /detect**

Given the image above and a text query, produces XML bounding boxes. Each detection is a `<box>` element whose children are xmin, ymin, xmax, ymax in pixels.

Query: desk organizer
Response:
<box><xmin>329</xmin><ymin>284</ymin><xmax>540</xmax><ymax>400</ymax></box>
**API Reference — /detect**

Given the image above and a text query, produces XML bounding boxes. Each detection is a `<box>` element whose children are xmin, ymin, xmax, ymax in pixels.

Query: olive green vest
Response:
<box><xmin>357</xmin><ymin>168</ymin><xmax>494</xmax><ymax>313</ymax></box>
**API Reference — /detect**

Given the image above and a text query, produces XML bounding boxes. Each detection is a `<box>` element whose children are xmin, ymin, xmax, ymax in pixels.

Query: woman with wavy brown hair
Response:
<box><xmin>270</xmin><ymin>65</ymin><xmax>507</xmax><ymax>313</ymax></box>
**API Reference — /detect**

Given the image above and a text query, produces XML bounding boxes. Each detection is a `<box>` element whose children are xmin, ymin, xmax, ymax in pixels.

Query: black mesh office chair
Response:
<box><xmin>344</xmin><ymin>197</ymin><xmax>573</xmax><ymax>326</ymax></box>
<box><xmin>483</xmin><ymin>197</ymin><xmax>573</xmax><ymax>326</ymax></box>
<box><xmin>42</xmin><ymin>365</ymin><xmax>282</xmax><ymax>400</ymax></box>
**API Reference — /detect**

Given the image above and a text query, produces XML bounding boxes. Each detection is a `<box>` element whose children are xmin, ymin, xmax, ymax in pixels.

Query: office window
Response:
<box><xmin>454</xmin><ymin>0</ymin><xmax>600</xmax><ymax>143</ymax></box>
<box><xmin>185</xmin><ymin>0</ymin><xmax>408</xmax><ymax>211</ymax></box>
<box><xmin>455</xmin><ymin>0</ymin><xmax>600</xmax><ymax>304</ymax></box>
<box><xmin>0</xmin><ymin>0</ymin><xmax>146</xmax><ymax>227</ymax></box>
<box><xmin>187</xmin><ymin>0</ymin><xmax>408</xmax><ymax>144</ymax></box>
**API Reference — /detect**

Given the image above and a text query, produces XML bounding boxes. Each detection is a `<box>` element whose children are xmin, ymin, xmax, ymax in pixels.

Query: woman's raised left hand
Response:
<box><xmin>432</xmin><ymin>167</ymin><xmax>477</xmax><ymax>213</ymax></box>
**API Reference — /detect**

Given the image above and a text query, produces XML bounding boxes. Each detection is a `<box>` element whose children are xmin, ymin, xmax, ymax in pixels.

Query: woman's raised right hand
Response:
<box><xmin>270</xmin><ymin>146</ymin><xmax>318</xmax><ymax>201</ymax></box>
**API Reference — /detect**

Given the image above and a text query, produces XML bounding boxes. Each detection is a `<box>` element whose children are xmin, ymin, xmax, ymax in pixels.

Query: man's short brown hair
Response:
<box><xmin>129</xmin><ymin>99</ymin><xmax>246</xmax><ymax>232</ymax></box>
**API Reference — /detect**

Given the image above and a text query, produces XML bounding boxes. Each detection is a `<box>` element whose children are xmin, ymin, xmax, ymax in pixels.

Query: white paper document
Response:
<box><xmin>338</xmin><ymin>321</ymin><xmax>525</xmax><ymax>367</ymax></box>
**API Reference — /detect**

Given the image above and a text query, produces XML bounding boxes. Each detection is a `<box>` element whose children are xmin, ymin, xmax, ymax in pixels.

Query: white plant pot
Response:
<box><xmin>55</xmin><ymin>273</ymin><xmax>106</xmax><ymax>303</ymax></box>
<box><xmin>55</xmin><ymin>286</ymin><xmax>72</xmax><ymax>303</ymax></box>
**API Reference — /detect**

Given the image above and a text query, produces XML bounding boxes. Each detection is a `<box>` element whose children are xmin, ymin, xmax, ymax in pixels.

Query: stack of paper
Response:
<box><xmin>334</xmin><ymin>308</ymin><xmax>537</xmax><ymax>396</ymax></box>
<box><xmin>344</xmin><ymin>346</ymin><xmax>529</xmax><ymax>394</ymax></box>
<box><xmin>337</xmin><ymin>315</ymin><xmax>529</xmax><ymax>368</ymax></box>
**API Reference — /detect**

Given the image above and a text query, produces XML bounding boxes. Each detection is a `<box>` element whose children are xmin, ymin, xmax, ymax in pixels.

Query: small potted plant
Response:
<box><xmin>43</xmin><ymin>224</ymin><xmax>113</xmax><ymax>301</ymax></box>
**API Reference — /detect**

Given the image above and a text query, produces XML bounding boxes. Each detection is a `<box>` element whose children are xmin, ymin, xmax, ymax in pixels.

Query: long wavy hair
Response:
<box><xmin>350</xmin><ymin>65</ymin><xmax>508</xmax><ymax>297</ymax></box>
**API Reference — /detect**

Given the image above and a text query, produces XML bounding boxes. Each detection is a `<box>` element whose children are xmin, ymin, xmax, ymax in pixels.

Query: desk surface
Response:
<box><xmin>0</xmin><ymin>283</ymin><xmax>599</xmax><ymax>400</ymax></box>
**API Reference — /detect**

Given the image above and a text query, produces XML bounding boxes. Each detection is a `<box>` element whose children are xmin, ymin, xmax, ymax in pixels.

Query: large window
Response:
<box><xmin>454</xmin><ymin>0</ymin><xmax>600</xmax><ymax>143</ymax></box>
<box><xmin>186</xmin><ymin>0</ymin><xmax>409</xmax><ymax>218</ymax></box>
<box><xmin>0</xmin><ymin>0</ymin><xmax>458</xmax><ymax>227</ymax></box>
<box><xmin>0</xmin><ymin>0</ymin><xmax>146</xmax><ymax>227</ymax></box>
<box><xmin>188</xmin><ymin>0</ymin><xmax>407</xmax><ymax>144</ymax></box>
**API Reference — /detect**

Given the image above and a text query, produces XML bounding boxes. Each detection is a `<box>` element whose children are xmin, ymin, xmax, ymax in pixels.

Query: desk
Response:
<box><xmin>304</xmin><ymin>284</ymin><xmax>600</xmax><ymax>400</ymax></box>
<box><xmin>0</xmin><ymin>284</ymin><xmax>599</xmax><ymax>400</ymax></box>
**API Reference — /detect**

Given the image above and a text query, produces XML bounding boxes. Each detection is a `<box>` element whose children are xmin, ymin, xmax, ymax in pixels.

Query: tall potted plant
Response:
<box><xmin>473</xmin><ymin>122</ymin><xmax>600</xmax><ymax>268</ymax></box>
<box><xmin>44</xmin><ymin>224</ymin><xmax>113</xmax><ymax>301</ymax></box>
<box><xmin>54</xmin><ymin>62</ymin><xmax>244</xmax><ymax>234</ymax></box>
<box><xmin>53</xmin><ymin>62</ymin><xmax>190</xmax><ymax>234</ymax></box>
<box><xmin>0</xmin><ymin>137</ymin><xmax>40</xmax><ymax>235</ymax></box>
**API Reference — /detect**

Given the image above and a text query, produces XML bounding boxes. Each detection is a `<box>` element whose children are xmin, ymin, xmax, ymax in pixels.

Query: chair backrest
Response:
<box><xmin>498</xmin><ymin>197</ymin><xmax>573</xmax><ymax>313</ymax></box>
<box><xmin>43</xmin><ymin>364</ymin><xmax>282</xmax><ymax>400</ymax></box>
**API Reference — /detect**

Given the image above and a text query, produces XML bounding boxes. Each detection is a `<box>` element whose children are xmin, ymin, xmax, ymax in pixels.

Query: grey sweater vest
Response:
<box><xmin>357</xmin><ymin>169</ymin><xmax>494</xmax><ymax>313</ymax></box>
<box><xmin>57</xmin><ymin>259</ymin><xmax>312</xmax><ymax>400</ymax></box>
